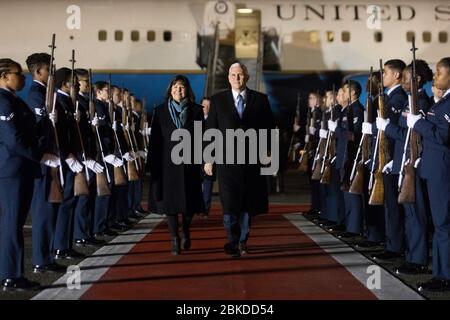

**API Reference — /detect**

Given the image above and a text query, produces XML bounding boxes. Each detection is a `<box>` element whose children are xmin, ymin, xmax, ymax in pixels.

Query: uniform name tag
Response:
<box><xmin>0</xmin><ymin>112</ymin><xmax>14</xmax><ymax>121</ymax></box>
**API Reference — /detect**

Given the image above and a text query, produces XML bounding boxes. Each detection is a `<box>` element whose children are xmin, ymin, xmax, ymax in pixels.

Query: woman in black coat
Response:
<box><xmin>148</xmin><ymin>75</ymin><xmax>205</xmax><ymax>255</ymax></box>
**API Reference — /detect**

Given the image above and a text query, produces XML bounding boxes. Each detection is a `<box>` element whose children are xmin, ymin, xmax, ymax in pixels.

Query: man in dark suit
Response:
<box><xmin>205</xmin><ymin>62</ymin><xmax>275</xmax><ymax>257</ymax></box>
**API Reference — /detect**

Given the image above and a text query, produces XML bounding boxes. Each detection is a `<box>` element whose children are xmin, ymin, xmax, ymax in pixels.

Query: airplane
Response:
<box><xmin>1</xmin><ymin>0</ymin><xmax>449</xmax><ymax>121</ymax></box>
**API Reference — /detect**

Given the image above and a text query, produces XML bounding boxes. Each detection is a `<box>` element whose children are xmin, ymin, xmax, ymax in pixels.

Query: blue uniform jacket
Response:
<box><xmin>384</xmin><ymin>90</ymin><xmax>432</xmax><ymax>174</ymax></box>
<box><xmin>414</xmin><ymin>93</ymin><xmax>450</xmax><ymax>181</ymax></box>
<box><xmin>0</xmin><ymin>88</ymin><xmax>42</xmax><ymax>178</ymax></box>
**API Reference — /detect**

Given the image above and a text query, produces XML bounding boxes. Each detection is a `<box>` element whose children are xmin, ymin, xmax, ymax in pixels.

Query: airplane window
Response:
<box><xmin>406</xmin><ymin>31</ymin><xmax>415</xmax><ymax>42</ymax></box>
<box><xmin>342</xmin><ymin>31</ymin><xmax>350</xmax><ymax>42</ymax></box>
<box><xmin>98</xmin><ymin>30</ymin><xmax>107</xmax><ymax>41</ymax></box>
<box><xmin>163</xmin><ymin>31</ymin><xmax>172</xmax><ymax>42</ymax></box>
<box><xmin>439</xmin><ymin>31</ymin><xmax>448</xmax><ymax>43</ymax></box>
<box><xmin>326</xmin><ymin>31</ymin><xmax>334</xmax><ymax>42</ymax></box>
<box><xmin>423</xmin><ymin>31</ymin><xmax>432</xmax><ymax>43</ymax></box>
<box><xmin>147</xmin><ymin>31</ymin><xmax>156</xmax><ymax>42</ymax></box>
<box><xmin>131</xmin><ymin>31</ymin><xmax>139</xmax><ymax>42</ymax></box>
<box><xmin>374</xmin><ymin>31</ymin><xmax>382</xmax><ymax>42</ymax></box>
<box><xmin>115</xmin><ymin>30</ymin><xmax>123</xmax><ymax>41</ymax></box>
<box><xmin>309</xmin><ymin>31</ymin><xmax>319</xmax><ymax>44</ymax></box>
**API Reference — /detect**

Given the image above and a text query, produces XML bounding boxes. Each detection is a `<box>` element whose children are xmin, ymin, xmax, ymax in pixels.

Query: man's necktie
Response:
<box><xmin>236</xmin><ymin>94</ymin><xmax>244</xmax><ymax>119</ymax></box>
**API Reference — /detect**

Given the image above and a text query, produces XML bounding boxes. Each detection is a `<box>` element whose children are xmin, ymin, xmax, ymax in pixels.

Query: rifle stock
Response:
<box><xmin>398</xmin><ymin>37</ymin><xmax>419</xmax><ymax>204</ymax></box>
<box><xmin>369</xmin><ymin>60</ymin><xmax>387</xmax><ymax>205</ymax></box>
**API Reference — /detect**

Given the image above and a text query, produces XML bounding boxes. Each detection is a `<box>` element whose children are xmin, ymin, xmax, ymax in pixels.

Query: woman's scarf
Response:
<box><xmin>168</xmin><ymin>98</ymin><xmax>189</xmax><ymax>128</ymax></box>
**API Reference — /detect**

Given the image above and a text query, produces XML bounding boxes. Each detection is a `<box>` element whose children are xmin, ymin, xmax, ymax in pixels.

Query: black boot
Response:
<box><xmin>172</xmin><ymin>237</ymin><xmax>180</xmax><ymax>255</ymax></box>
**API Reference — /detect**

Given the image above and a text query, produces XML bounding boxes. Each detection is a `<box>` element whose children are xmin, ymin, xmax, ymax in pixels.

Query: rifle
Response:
<box><xmin>340</xmin><ymin>81</ymin><xmax>355</xmax><ymax>192</ymax></box>
<box><xmin>108</xmin><ymin>75</ymin><xmax>127</xmax><ymax>186</ymax></box>
<box><xmin>320</xmin><ymin>85</ymin><xmax>337</xmax><ymax>185</ymax></box>
<box><xmin>298</xmin><ymin>103</ymin><xmax>315</xmax><ymax>172</ymax></box>
<box><xmin>89</xmin><ymin>69</ymin><xmax>111</xmax><ymax>196</ymax></box>
<box><xmin>141</xmin><ymin>98</ymin><xmax>149</xmax><ymax>161</ymax></box>
<box><xmin>69</xmin><ymin>50</ymin><xmax>89</xmax><ymax>196</ymax></box>
<box><xmin>368</xmin><ymin>59</ymin><xmax>388</xmax><ymax>205</ymax></box>
<box><xmin>129</xmin><ymin>98</ymin><xmax>144</xmax><ymax>172</ymax></box>
<box><xmin>349</xmin><ymin>67</ymin><xmax>374</xmax><ymax>194</ymax></box>
<box><xmin>311</xmin><ymin>108</ymin><xmax>327</xmax><ymax>180</ymax></box>
<box><xmin>398</xmin><ymin>37</ymin><xmax>419</xmax><ymax>203</ymax></box>
<box><xmin>45</xmin><ymin>34</ymin><xmax>63</xmax><ymax>203</ymax></box>
<box><xmin>288</xmin><ymin>93</ymin><xmax>301</xmax><ymax>162</ymax></box>
<box><xmin>122</xmin><ymin>90</ymin><xmax>140</xmax><ymax>181</ymax></box>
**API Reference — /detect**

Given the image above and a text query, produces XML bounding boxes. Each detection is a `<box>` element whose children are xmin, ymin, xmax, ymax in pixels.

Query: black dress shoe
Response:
<box><xmin>181</xmin><ymin>238</ymin><xmax>191</xmax><ymax>250</ymax></box>
<box><xmin>239</xmin><ymin>242</ymin><xmax>248</xmax><ymax>255</ymax></box>
<box><xmin>337</xmin><ymin>232</ymin><xmax>361</xmax><ymax>239</ymax></box>
<box><xmin>395</xmin><ymin>262</ymin><xmax>428</xmax><ymax>275</ymax></box>
<box><xmin>2</xmin><ymin>277</ymin><xmax>40</xmax><ymax>292</ymax></box>
<box><xmin>172</xmin><ymin>237</ymin><xmax>181</xmax><ymax>255</ymax></box>
<box><xmin>356</xmin><ymin>240</ymin><xmax>383</xmax><ymax>248</ymax></box>
<box><xmin>418</xmin><ymin>278</ymin><xmax>450</xmax><ymax>292</ymax></box>
<box><xmin>128</xmin><ymin>213</ymin><xmax>141</xmax><ymax>220</ymax></box>
<box><xmin>54</xmin><ymin>249</ymin><xmax>85</xmax><ymax>260</ymax></box>
<box><xmin>224</xmin><ymin>242</ymin><xmax>240</xmax><ymax>258</ymax></box>
<box><xmin>111</xmin><ymin>222</ymin><xmax>129</xmax><ymax>231</ymax></box>
<box><xmin>33</xmin><ymin>263</ymin><xmax>66</xmax><ymax>274</ymax></box>
<box><xmin>327</xmin><ymin>224</ymin><xmax>346</xmax><ymax>232</ymax></box>
<box><xmin>74</xmin><ymin>238</ymin><xmax>102</xmax><ymax>247</ymax></box>
<box><xmin>319</xmin><ymin>220</ymin><xmax>336</xmax><ymax>227</ymax></box>
<box><xmin>135</xmin><ymin>208</ymin><xmax>147</xmax><ymax>215</ymax></box>
<box><xmin>371</xmin><ymin>250</ymin><xmax>402</xmax><ymax>261</ymax></box>
<box><xmin>103</xmin><ymin>229</ymin><xmax>118</xmax><ymax>236</ymax></box>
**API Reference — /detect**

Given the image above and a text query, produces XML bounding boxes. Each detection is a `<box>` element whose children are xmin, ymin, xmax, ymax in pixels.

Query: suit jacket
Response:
<box><xmin>206</xmin><ymin>88</ymin><xmax>275</xmax><ymax>216</ymax></box>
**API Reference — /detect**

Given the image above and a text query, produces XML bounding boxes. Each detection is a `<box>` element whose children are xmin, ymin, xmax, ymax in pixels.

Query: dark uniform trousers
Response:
<box><xmin>73</xmin><ymin>170</ymin><xmax>95</xmax><ymax>240</ymax></box>
<box><xmin>30</xmin><ymin>167</ymin><xmax>59</xmax><ymax>266</ymax></box>
<box><xmin>128</xmin><ymin>179</ymin><xmax>142</xmax><ymax>215</ymax></box>
<box><xmin>53</xmin><ymin>169</ymin><xmax>77</xmax><ymax>251</ymax></box>
<box><xmin>383</xmin><ymin>173</ymin><xmax>405</xmax><ymax>253</ymax></box>
<box><xmin>93</xmin><ymin>163</ymin><xmax>113</xmax><ymax>234</ymax></box>
<box><xmin>414</xmin><ymin>92</ymin><xmax>450</xmax><ymax>279</ymax></box>
<box><xmin>325</xmin><ymin>165</ymin><xmax>345</xmax><ymax>224</ymax></box>
<box><xmin>363</xmin><ymin>167</ymin><xmax>385</xmax><ymax>243</ymax></box>
<box><xmin>0</xmin><ymin>174</ymin><xmax>33</xmax><ymax>279</ymax></box>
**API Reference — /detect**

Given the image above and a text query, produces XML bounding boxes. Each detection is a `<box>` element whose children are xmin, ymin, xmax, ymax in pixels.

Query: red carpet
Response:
<box><xmin>80</xmin><ymin>204</ymin><xmax>376</xmax><ymax>300</ymax></box>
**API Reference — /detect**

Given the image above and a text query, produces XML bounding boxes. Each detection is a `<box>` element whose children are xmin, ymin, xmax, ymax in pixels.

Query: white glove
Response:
<box><xmin>124</xmin><ymin>123</ymin><xmax>130</xmax><ymax>131</ymax></box>
<box><xmin>65</xmin><ymin>157</ymin><xmax>84</xmax><ymax>173</ymax></box>
<box><xmin>137</xmin><ymin>150</ymin><xmax>147</xmax><ymax>159</ymax></box>
<box><xmin>293</xmin><ymin>124</ymin><xmax>300</xmax><ymax>133</ymax></box>
<box><xmin>123</xmin><ymin>152</ymin><xmax>135</xmax><ymax>161</ymax></box>
<box><xmin>309</xmin><ymin>126</ymin><xmax>316</xmax><ymax>135</ymax></box>
<box><xmin>362</xmin><ymin>122</ymin><xmax>373</xmax><ymax>135</ymax></box>
<box><xmin>146</xmin><ymin>127</ymin><xmax>152</xmax><ymax>136</ymax></box>
<box><xmin>112</xmin><ymin>121</ymin><xmax>117</xmax><ymax>131</ymax></box>
<box><xmin>49</xmin><ymin>110</ymin><xmax>57</xmax><ymax>124</ymax></box>
<box><xmin>104</xmin><ymin>154</ymin><xmax>124</xmax><ymax>167</ymax></box>
<box><xmin>83</xmin><ymin>159</ymin><xmax>104</xmax><ymax>174</ymax></box>
<box><xmin>382</xmin><ymin>160</ymin><xmax>393</xmax><ymax>174</ymax></box>
<box><xmin>407</xmin><ymin>113</ymin><xmax>422</xmax><ymax>129</ymax></box>
<box><xmin>414</xmin><ymin>158</ymin><xmax>421</xmax><ymax>168</ymax></box>
<box><xmin>328</xmin><ymin>120</ymin><xmax>337</xmax><ymax>132</ymax></box>
<box><xmin>91</xmin><ymin>116</ymin><xmax>99</xmax><ymax>127</ymax></box>
<box><xmin>319</xmin><ymin>129</ymin><xmax>328</xmax><ymax>139</ymax></box>
<box><xmin>204</xmin><ymin>163</ymin><xmax>213</xmax><ymax>176</ymax></box>
<box><xmin>40</xmin><ymin>153</ymin><xmax>60</xmax><ymax>168</ymax></box>
<box><xmin>376</xmin><ymin>117</ymin><xmax>390</xmax><ymax>131</ymax></box>
<box><xmin>304</xmin><ymin>135</ymin><xmax>310</xmax><ymax>143</ymax></box>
